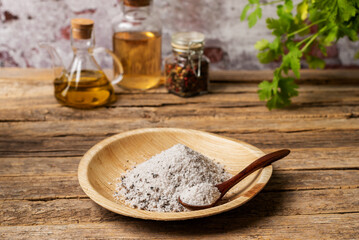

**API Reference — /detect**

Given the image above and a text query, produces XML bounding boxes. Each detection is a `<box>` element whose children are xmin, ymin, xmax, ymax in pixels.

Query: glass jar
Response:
<box><xmin>112</xmin><ymin>0</ymin><xmax>162</xmax><ymax>90</ymax></box>
<box><xmin>165</xmin><ymin>32</ymin><xmax>209</xmax><ymax>97</ymax></box>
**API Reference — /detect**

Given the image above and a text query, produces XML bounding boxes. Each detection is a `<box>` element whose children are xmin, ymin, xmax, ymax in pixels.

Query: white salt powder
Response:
<box><xmin>180</xmin><ymin>182</ymin><xmax>221</xmax><ymax>206</ymax></box>
<box><xmin>114</xmin><ymin>144</ymin><xmax>232</xmax><ymax>212</ymax></box>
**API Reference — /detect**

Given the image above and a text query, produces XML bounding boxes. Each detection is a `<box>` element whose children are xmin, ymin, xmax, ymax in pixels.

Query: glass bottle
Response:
<box><xmin>112</xmin><ymin>0</ymin><xmax>162</xmax><ymax>90</ymax></box>
<box><xmin>164</xmin><ymin>32</ymin><xmax>210</xmax><ymax>97</ymax></box>
<box><xmin>50</xmin><ymin>18</ymin><xmax>123</xmax><ymax>109</ymax></box>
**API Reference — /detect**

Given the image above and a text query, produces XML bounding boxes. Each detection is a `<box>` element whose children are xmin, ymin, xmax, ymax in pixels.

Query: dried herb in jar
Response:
<box><xmin>165</xmin><ymin>60</ymin><xmax>209</xmax><ymax>97</ymax></box>
<box><xmin>165</xmin><ymin>32</ymin><xmax>210</xmax><ymax>98</ymax></box>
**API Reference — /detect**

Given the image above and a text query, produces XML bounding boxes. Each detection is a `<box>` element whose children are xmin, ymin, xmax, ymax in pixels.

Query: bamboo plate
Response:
<box><xmin>78</xmin><ymin>128</ymin><xmax>272</xmax><ymax>221</ymax></box>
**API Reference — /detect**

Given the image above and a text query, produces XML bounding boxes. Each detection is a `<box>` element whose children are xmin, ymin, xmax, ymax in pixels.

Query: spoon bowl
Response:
<box><xmin>179</xmin><ymin>149</ymin><xmax>290</xmax><ymax>210</ymax></box>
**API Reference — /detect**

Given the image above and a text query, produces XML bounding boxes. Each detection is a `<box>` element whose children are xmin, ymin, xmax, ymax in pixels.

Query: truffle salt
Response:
<box><xmin>114</xmin><ymin>144</ymin><xmax>232</xmax><ymax>212</ymax></box>
<box><xmin>180</xmin><ymin>182</ymin><xmax>221</xmax><ymax>206</ymax></box>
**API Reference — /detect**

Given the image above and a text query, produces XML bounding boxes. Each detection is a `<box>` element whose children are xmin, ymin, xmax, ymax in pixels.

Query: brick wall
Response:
<box><xmin>0</xmin><ymin>0</ymin><xmax>358</xmax><ymax>69</ymax></box>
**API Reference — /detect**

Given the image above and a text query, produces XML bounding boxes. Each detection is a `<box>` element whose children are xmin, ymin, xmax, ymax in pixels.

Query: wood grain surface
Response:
<box><xmin>0</xmin><ymin>68</ymin><xmax>358</xmax><ymax>239</ymax></box>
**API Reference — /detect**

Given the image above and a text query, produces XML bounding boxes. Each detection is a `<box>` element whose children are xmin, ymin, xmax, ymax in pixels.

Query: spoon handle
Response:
<box><xmin>217</xmin><ymin>149</ymin><xmax>290</xmax><ymax>194</ymax></box>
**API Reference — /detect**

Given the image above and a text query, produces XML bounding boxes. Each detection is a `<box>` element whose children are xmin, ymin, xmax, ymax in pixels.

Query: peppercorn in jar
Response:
<box><xmin>165</xmin><ymin>32</ymin><xmax>209</xmax><ymax>97</ymax></box>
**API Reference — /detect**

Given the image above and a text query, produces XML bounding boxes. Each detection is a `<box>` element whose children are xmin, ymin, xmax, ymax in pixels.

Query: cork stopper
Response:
<box><xmin>124</xmin><ymin>0</ymin><xmax>151</xmax><ymax>7</ymax></box>
<box><xmin>71</xmin><ymin>18</ymin><xmax>94</xmax><ymax>40</ymax></box>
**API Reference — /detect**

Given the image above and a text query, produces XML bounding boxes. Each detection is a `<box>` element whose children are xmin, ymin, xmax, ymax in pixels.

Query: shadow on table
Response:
<box><xmin>105</xmin><ymin>170</ymin><xmax>290</xmax><ymax>236</ymax></box>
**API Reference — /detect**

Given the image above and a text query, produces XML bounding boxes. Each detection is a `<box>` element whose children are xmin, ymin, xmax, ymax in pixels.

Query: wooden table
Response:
<box><xmin>1</xmin><ymin>68</ymin><xmax>358</xmax><ymax>239</ymax></box>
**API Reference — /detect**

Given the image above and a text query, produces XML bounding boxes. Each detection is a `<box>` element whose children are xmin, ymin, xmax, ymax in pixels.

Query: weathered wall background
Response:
<box><xmin>1</xmin><ymin>0</ymin><xmax>358</xmax><ymax>69</ymax></box>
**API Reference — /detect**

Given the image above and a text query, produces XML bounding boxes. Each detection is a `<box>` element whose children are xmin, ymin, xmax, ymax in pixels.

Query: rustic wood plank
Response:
<box><xmin>1</xmin><ymin>70</ymin><xmax>358</xmax><ymax>107</ymax></box>
<box><xmin>210</xmin><ymin>83</ymin><xmax>359</xmax><ymax>93</ymax></box>
<box><xmin>1</xmin><ymin>130</ymin><xmax>358</xmax><ymax>157</ymax></box>
<box><xmin>1</xmin><ymin>213</ymin><xmax>358</xmax><ymax>239</ymax></box>
<box><xmin>265</xmin><ymin>170</ymin><xmax>359</xmax><ymax>191</ymax></box>
<box><xmin>225</xmin><ymin>130</ymin><xmax>359</xmax><ymax>149</ymax></box>
<box><xmin>1</xmin><ymin>117</ymin><xmax>358</xmax><ymax>137</ymax></box>
<box><xmin>271</xmin><ymin>147</ymin><xmax>359</xmax><ymax>170</ymax></box>
<box><xmin>3</xmin><ymin>88</ymin><xmax>359</xmax><ymax>109</ymax></box>
<box><xmin>1</xmin><ymin>104</ymin><xmax>358</xmax><ymax>122</ymax></box>
<box><xmin>0</xmin><ymin>157</ymin><xmax>80</xmax><ymax>176</ymax></box>
<box><xmin>2</xmin><ymin>68</ymin><xmax>359</xmax><ymax>83</ymax></box>
<box><xmin>1</xmin><ymin>147</ymin><xmax>358</xmax><ymax>176</ymax></box>
<box><xmin>210</xmin><ymin>69</ymin><xmax>359</xmax><ymax>84</ymax></box>
<box><xmin>1</xmin><ymin>170</ymin><xmax>358</xmax><ymax>200</ymax></box>
<box><xmin>0</xmin><ymin>175</ymin><xmax>84</xmax><ymax>200</ymax></box>
<box><xmin>1</xmin><ymin>188</ymin><xmax>358</xmax><ymax>226</ymax></box>
<box><xmin>0</xmin><ymin>68</ymin><xmax>54</xmax><ymax>80</ymax></box>
<box><xmin>1</xmin><ymin>75</ymin><xmax>358</xmax><ymax>98</ymax></box>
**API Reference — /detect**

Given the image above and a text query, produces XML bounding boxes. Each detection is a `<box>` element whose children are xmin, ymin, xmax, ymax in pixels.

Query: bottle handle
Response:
<box><xmin>93</xmin><ymin>47</ymin><xmax>124</xmax><ymax>85</ymax></box>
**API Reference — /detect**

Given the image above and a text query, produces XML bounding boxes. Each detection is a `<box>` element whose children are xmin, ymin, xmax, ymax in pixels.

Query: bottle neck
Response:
<box><xmin>71</xmin><ymin>37</ymin><xmax>95</xmax><ymax>54</ymax></box>
<box><xmin>123</xmin><ymin>4</ymin><xmax>151</xmax><ymax>21</ymax></box>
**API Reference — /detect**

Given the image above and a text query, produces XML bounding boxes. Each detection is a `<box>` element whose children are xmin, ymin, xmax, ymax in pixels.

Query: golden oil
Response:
<box><xmin>113</xmin><ymin>31</ymin><xmax>161</xmax><ymax>90</ymax></box>
<box><xmin>54</xmin><ymin>70</ymin><xmax>116</xmax><ymax>109</ymax></box>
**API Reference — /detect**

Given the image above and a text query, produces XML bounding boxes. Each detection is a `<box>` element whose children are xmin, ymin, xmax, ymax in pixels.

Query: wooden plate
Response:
<box><xmin>78</xmin><ymin>128</ymin><xmax>272</xmax><ymax>221</ymax></box>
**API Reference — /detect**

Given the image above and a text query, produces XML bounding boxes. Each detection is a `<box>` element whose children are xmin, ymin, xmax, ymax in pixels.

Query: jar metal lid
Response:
<box><xmin>171</xmin><ymin>32</ymin><xmax>205</xmax><ymax>50</ymax></box>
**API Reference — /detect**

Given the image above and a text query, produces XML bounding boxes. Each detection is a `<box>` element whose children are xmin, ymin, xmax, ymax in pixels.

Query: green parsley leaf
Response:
<box><xmin>306</xmin><ymin>55</ymin><xmax>326</xmax><ymax>69</ymax></box>
<box><xmin>248</xmin><ymin>6</ymin><xmax>262</xmax><ymax>28</ymax></box>
<box><xmin>269</xmin><ymin>37</ymin><xmax>281</xmax><ymax>52</ymax></box>
<box><xmin>243</xmin><ymin>0</ymin><xmax>359</xmax><ymax>109</ymax></box>
<box><xmin>240</xmin><ymin>4</ymin><xmax>251</xmax><ymax>21</ymax></box>
<box><xmin>323</xmin><ymin>25</ymin><xmax>338</xmax><ymax>46</ymax></box>
<box><xmin>337</xmin><ymin>0</ymin><xmax>356</xmax><ymax>21</ymax></box>
<box><xmin>278</xmin><ymin>77</ymin><xmax>298</xmax><ymax>100</ymax></box>
<box><xmin>340</xmin><ymin>28</ymin><xmax>359</xmax><ymax>41</ymax></box>
<box><xmin>297</xmin><ymin>0</ymin><xmax>308</xmax><ymax>21</ymax></box>
<box><xmin>257</xmin><ymin>50</ymin><xmax>276</xmax><ymax>64</ymax></box>
<box><xmin>249</xmin><ymin>0</ymin><xmax>259</xmax><ymax>4</ymax></box>
<box><xmin>255</xmin><ymin>39</ymin><xmax>270</xmax><ymax>50</ymax></box>
<box><xmin>284</xmin><ymin>0</ymin><xmax>294</xmax><ymax>12</ymax></box>
<box><xmin>266</xmin><ymin>94</ymin><xmax>283</xmax><ymax>110</ymax></box>
<box><xmin>317</xmin><ymin>43</ymin><xmax>328</xmax><ymax>56</ymax></box>
<box><xmin>282</xmin><ymin>43</ymin><xmax>302</xmax><ymax>78</ymax></box>
<box><xmin>266</xmin><ymin>18</ymin><xmax>287</xmax><ymax>36</ymax></box>
<box><xmin>261</xmin><ymin>74</ymin><xmax>298</xmax><ymax>110</ymax></box>
<box><xmin>258</xmin><ymin>80</ymin><xmax>273</xmax><ymax>101</ymax></box>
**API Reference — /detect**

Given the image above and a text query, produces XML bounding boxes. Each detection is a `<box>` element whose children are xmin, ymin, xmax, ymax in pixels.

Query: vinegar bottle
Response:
<box><xmin>112</xmin><ymin>0</ymin><xmax>162</xmax><ymax>90</ymax></box>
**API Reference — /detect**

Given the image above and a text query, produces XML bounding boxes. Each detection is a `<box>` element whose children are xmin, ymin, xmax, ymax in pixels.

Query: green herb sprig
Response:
<box><xmin>241</xmin><ymin>0</ymin><xmax>359</xmax><ymax>110</ymax></box>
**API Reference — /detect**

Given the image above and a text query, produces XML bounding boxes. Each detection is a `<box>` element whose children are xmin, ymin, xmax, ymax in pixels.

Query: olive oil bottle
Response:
<box><xmin>46</xmin><ymin>18</ymin><xmax>123</xmax><ymax>109</ymax></box>
<box><xmin>112</xmin><ymin>0</ymin><xmax>162</xmax><ymax>90</ymax></box>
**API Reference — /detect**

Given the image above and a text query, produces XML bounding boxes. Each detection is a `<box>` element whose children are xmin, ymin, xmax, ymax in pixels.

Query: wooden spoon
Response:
<box><xmin>179</xmin><ymin>149</ymin><xmax>290</xmax><ymax>210</ymax></box>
